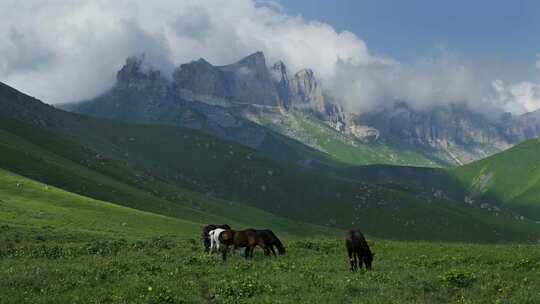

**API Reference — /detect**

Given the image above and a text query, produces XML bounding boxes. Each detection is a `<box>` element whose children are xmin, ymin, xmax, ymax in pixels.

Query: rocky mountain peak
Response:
<box><xmin>271</xmin><ymin>61</ymin><xmax>288</xmax><ymax>81</ymax></box>
<box><xmin>236</xmin><ymin>51</ymin><xmax>266</xmax><ymax>68</ymax></box>
<box><xmin>289</xmin><ymin>69</ymin><xmax>325</xmax><ymax>113</ymax></box>
<box><xmin>271</xmin><ymin>61</ymin><xmax>290</xmax><ymax>107</ymax></box>
<box><xmin>116</xmin><ymin>55</ymin><xmax>166</xmax><ymax>91</ymax></box>
<box><xmin>294</xmin><ymin>69</ymin><xmax>315</xmax><ymax>79</ymax></box>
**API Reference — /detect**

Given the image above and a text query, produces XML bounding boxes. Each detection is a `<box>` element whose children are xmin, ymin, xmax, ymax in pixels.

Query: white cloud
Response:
<box><xmin>490</xmin><ymin>80</ymin><xmax>540</xmax><ymax>115</ymax></box>
<box><xmin>0</xmin><ymin>0</ymin><xmax>539</xmax><ymax>115</ymax></box>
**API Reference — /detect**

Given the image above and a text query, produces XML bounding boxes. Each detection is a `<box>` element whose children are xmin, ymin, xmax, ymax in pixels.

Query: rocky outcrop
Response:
<box><xmin>271</xmin><ymin>61</ymin><xmax>290</xmax><ymax>107</ymax></box>
<box><xmin>172</xmin><ymin>58</ymin><xmax>229</xmax><ymax>101</ymax></box>
<box><xmin>288</xmin><ymin>69</ymin><xmax>326</xmax><ymax>113</ymax></box>
<box><xmin>117</xmin><ymin>56</ymin><xmax>168</xmax><ymax>96</ymax></box>
<box><xmin>500</xmin><ymin>110</ymin><xmax>540</xmax><ymax>143</ymax></box>
<box><xmin>172</xmin><ymin>52</ymin><xmax>281</xmax><ymax>106</ymax></box>
<box><xmin>219</xmin><ymin>52</ymin><xmax>281</xmax><ymax>106</ymax></box>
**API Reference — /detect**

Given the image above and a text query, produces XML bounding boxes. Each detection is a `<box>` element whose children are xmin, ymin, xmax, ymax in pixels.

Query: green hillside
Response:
<box><xmin>1</xmin><ymin>81</ymin><xmax>539</xmax><ymax>242</ymax></box>
<box><xmin>0</xmin><ymin>166</ymin><xmax>340</xmax><ymax>240</ymax></box>
<box><xmin>452</xmin><ymin>138</ymin><xmax>540</xmax><ymax>220</ymax></box>
<box><xmin>0</xmin><ymin>169</ymin><xmax>202</xmax><ymax>238</ymax></box>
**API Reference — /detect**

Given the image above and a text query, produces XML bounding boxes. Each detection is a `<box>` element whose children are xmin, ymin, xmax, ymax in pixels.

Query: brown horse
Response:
<box><xmin>218</xmin><ymin>229</ymin><xmax>269</xmax><ymax>261</ymax></box>
<box><xmin>345</xmin><ymin>230</ymin><xmax>374</xmax><ymax>271</ymax></box>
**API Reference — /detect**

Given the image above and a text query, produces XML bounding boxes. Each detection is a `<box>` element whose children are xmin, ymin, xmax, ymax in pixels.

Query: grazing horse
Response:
<box><xmin>208</xmin><ymin>228</ymin><xmax>226</xmax><ymax>253</ymax></box>
<box><xmin>218</xmin><ymin>229</ymin><xmax>269</xmax><ymax>261</ymax></box>
<box><xmin>253</xmin><ymin>229</ymin><xmax>285</xmax><ymax>256</ymax></box>
<box><xmin>345</xmin><ymin>230</ymin><xmax>374</xmax><ymax>271</ymax></box>
<box><xmin>202</xmin><ymin>224</ymin><xmax>231</xmax><ymax>253</ymax></box>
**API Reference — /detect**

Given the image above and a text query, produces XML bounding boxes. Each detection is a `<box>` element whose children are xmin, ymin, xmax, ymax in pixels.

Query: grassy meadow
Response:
<box><xmin>1</xmin><ymin>167</ymin><xmax>538</xmax><ymax>303</ymax></box>
<box><xmin>1</xmin><ymin>225</ymin><xmax>539</xmax><ymax>304</ymax></box>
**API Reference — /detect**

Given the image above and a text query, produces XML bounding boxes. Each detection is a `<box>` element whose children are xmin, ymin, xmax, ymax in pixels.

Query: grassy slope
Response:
<box><xmin>1</xmin><ymin>226</ymin><xmax>539</xmax><ymax>303</ymax></box>
<box><xmin>451</xmin><ymin>138</ymin><xmax>540</xmax><ymax>220</ymax></box>
<box><xmin>0</xmin><ymin>169</ymin><xmax>202</xmax><ymax>238</ymax></box>
<box><xmin>1</xmin><ymin>82</ymin><xmax>539</xmax><ymax>242</ymax></box>
<box><xmin>0</xmin><ymin>167</ymin><xmax>339</xmax><ymax>239</ymax></box>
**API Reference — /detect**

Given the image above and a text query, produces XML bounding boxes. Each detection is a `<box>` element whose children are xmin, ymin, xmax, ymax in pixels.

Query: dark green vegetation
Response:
<box><xmin>0</xmin><ymin>169</ymin><xmax>337</xmax><ymax>239</ymax></box>
<box><xmin>1</xmin><ymin>226</ymin><xmax>539</xmax><ymax>303</ymax></box>
<box><xmin>1</xmin><ymin>81</ymin><xmax>539</xmax><ymax>242</ymax></box>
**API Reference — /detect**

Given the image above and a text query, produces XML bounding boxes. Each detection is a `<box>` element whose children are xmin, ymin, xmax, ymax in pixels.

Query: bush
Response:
<box><xmin>212</xmin><ymin>277</ymin><xmax>271</xmax><ymax>304</ymax></box>
<box><xmin>511</xmin><ymin>258</ymin><xmax>538</xmax><ymax>271</ymax></box>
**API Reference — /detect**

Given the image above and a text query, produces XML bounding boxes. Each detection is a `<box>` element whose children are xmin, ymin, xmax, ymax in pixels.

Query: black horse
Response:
<box><xmin>253</xmin><ymin>229</ymin><xmax>285</xmax><ymax>256</ymax></box>
<box><xmin>202</xmin><ymin>224</ymin><xmax>231</xmax><ymax>253</ymax></box>
<box><xmin>345</xmin><ymin>230</ymin><xmax>374</xmax><ymax>271</ymax></box>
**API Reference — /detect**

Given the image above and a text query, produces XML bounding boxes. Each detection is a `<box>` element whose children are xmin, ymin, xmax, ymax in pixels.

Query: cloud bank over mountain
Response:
<box><xmin>0</xmin><ymin>0</ymin><xmax>538</xmax><ymax>115</ymax></box>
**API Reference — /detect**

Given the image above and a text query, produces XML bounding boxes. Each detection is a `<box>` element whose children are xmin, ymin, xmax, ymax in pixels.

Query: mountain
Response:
<box><xmin>2</xmin><ymin>80</ymin><xmax>539</xmax><ymax>241</ymax></box>
<box><xmin>174</xmin><ymin>52</ymin><xmax>281</xmax><ymax>106</ymax></box>
<box><xmin>65</xmin><ymin>52</ymin><xmax>540</xmax><ymax>167</ymax></box>
<box><xmin>65</xmin><ymin>53</ymin><xmax>446</xmax><ymax>167</ymax></box>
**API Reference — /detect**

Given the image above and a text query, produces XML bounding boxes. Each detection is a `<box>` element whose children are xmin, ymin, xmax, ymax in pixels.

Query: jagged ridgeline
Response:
<box><xmin>65</xmin><ymin>52</ymin><xmax>540</xmax><ymax>167</ymax></box>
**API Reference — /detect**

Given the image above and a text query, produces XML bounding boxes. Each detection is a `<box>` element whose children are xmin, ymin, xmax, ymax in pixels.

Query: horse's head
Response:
<box><xmin>364</xmin><ymin>252</ymin><xmax>374</xmax><ymax>270</ymax></box>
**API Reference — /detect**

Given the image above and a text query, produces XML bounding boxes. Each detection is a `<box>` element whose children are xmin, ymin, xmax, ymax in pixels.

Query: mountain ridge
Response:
<box><xmin>64</xmin><ymin>51</ymin><xmax>540</xmax><ymax>166</ymax></box>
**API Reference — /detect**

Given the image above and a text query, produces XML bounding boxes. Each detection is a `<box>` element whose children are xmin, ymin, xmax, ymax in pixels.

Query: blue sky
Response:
<box><xmin>280</xmin><ymin>0</ymin><xmax>539</xmax><ymax>72</ymax></box>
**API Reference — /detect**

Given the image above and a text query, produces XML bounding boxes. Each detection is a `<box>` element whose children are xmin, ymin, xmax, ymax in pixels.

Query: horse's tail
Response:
<box><xmin>269</xmin><ymin>231</ymin><xmax>285</xmax><ymax>255</ymax></box>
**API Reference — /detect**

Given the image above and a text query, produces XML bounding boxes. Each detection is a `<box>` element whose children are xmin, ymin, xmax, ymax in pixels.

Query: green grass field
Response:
<box><xmin>0</xmin><ymin>168</ymin><xmax>538</xmax><ymax>303</ymax></box>
<box><xmin>1</xmin><ymin>225</ymin><xmax>538</xmax><ymax>304</ymax></box>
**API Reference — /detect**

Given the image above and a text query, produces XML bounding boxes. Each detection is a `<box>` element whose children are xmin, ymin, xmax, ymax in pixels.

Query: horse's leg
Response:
<box><xmin>204</xmin><ymin>236</ymin><xmax>210</xmax><ymax>253</ymax></box>
<box><xmin>221</xmin><ymin>245</ymin><xmax>228</xmax><ymax>261</ymax></box>
<box><xmin>356</xmin><ymin>252</ymin><xmax>362</xmax><ymax>271</ymax></box>
<box><xmin>348</xmin><ymin>248</ymin><xmax>355</xmax><ymax>272</ymax></box>
<box><xmin>209</xmin><ymin>235</ymin><xmax>215</xmax><ymax>254</ymax></box>
<box><xmin>261</xmin><ymin>244</ymin><xmax>270</xmax><ymax>257</ymax></box>
<box><xmin>270</xmin><ymin>245</ymin><xmax>277</xmax><ymax>257</ymax></box>
<box><xmin>260</xmin><ymin>242</ymin><xmax>271</xmax><ymax>256</ymax></box>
